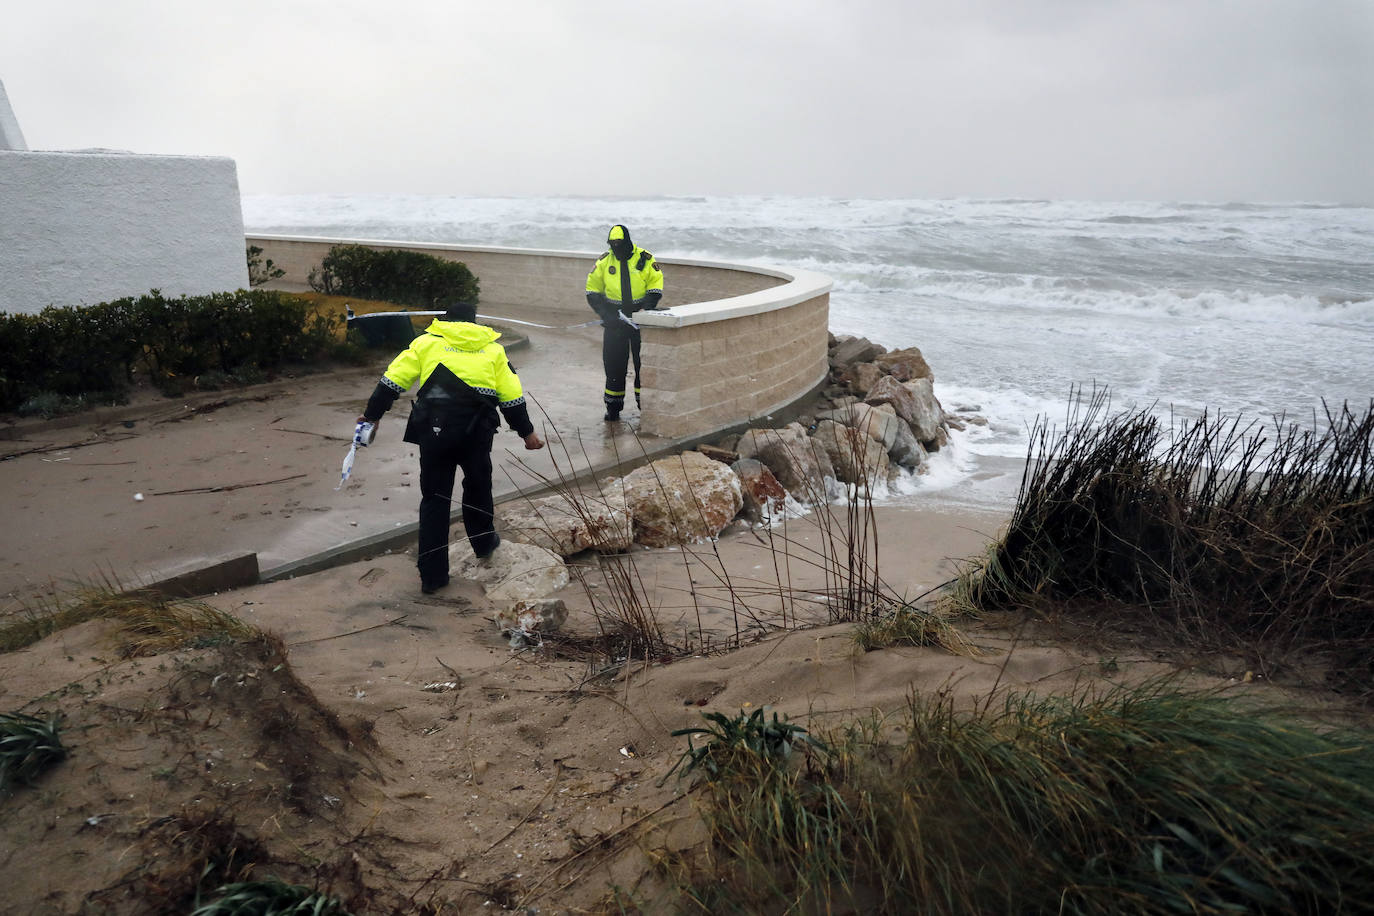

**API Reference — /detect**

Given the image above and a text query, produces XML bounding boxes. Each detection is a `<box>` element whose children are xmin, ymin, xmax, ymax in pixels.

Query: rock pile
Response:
<box><xmin>471</xmin><ymin>333</ymin><xmax>964</xmax><ymax>638</ymax></box>
<box><xmin>716</xmin><ymin>334</ymin><xmax>958</xmax><ymax>497</ymax></box>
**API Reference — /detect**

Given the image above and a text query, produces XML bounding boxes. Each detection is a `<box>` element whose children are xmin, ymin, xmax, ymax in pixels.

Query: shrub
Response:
<box><xmin>245</xmin><ymin>244</ymin><xmax>285</xmax><ymax>287</ymax></box>
<box><xmin>308</xmin><ymin>244</ymin><xmax>479</xmax><ymax>309</ymax></box>
<box><xmin>947</xmin><ymin>389</ymin><xmax>1374</xmax><ymax>689</ymax></box>
<box><xmin>15</xmin><ymin>391</ymin><xmax>126</xmax><ymax>419</ymax></box>
<box><xmin>0</xmin><ymin>290</ymin><xmax>347</xmax><ymax>411</ymax></box>
<box><xmin>0</xmin><ymin>301</ymin><xmax>142</xmax><ymax>404</ymax></box>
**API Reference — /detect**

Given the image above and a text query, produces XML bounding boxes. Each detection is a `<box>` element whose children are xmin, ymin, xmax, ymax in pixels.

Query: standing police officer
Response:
<box><xmin>357</xmin><ymin>302</ymin><xmax>544</xmax><ymax>594</ymax></box>
<box><xmin>584</xmin><ymin>224</ymin><xmax>665</xmax><ymax>421</ymax></box>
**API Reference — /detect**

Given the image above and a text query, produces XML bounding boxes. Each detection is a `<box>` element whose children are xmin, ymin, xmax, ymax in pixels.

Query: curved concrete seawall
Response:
<box><xmin>247</xmin><ymin>235</ymin><xmax>833</xmax><ymax>439</ymax></box>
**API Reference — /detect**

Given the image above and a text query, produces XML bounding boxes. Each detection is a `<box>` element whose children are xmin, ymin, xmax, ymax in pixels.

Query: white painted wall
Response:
<box><xmin>0</xmin><ymin>79</ymin><xmax>26</xmax><ymax>150</ymax></box>
<box><xmin>0</xmin><ymin>150</ymin><xmax>249</xmax><ymax>314</ymax></box>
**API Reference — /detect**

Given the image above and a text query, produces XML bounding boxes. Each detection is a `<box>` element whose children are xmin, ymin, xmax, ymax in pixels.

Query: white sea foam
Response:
<box><xmin>822</xmin><ymin>267</ymin><xmax>1373</xmax><ymax>326</ymax></box>
<box><xmin>243</xmin><ymin>194</ymin><xmax>1374</xmax><ymax>509</ymax></box>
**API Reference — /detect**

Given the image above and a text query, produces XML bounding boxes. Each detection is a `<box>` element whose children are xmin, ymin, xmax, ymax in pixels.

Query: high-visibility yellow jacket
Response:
<box><xmin>585</xmin><ymin>246</ymin><xmax>665</xmax><ymax>316</ymax></box>
<box><xmin>364</xmin><ymin>319</ymin><xmax>533</xmax><ymax>442</ymax></box>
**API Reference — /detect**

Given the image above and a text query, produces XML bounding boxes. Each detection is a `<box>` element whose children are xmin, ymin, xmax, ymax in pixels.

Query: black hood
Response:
<box><xmin>608</xmin><ymin>224</ymin><xmax>634</xmax><ymax>260</ymax></box>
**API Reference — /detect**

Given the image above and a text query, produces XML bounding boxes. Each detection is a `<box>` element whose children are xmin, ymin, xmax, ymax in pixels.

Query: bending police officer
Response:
<box><xmin>357</xmin><ymin>302</ymin><xmax>544</xmax><ymax>594</ymax></box>
<box><xmin>584</xmin><ymin>224</ymin><xmax>664</xmax><ymax>421</ymax></box>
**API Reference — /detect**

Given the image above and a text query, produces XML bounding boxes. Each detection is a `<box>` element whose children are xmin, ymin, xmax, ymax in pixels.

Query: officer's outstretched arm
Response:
<box><xmin>362</xmin><ymin>378</ymin><xmax>403</xmax><ymax>423</ymax></box>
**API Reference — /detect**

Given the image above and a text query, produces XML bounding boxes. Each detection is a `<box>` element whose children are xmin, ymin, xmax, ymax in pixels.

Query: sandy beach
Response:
<box><xmin>0</xmin><ymin>344</ymin><xmax>1342</xmax><ymax>914</ymax></box>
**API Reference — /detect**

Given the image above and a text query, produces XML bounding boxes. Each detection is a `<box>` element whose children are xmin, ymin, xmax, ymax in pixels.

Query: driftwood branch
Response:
<box><xmin>272</xmin><ymin>427</ymin><xmax>351</xmax><ymax>442</ymax></box>
<box><xmin>150</xmin><ymin>473</ymin><xmax>307</xmax><ymax>496</ymax></box>
<box><xmin>289</xmin><ymin>614</ymin><xmax>410</xmax><ymax>646</ymax></box>
<box><xmin>1</xmin><ymin>433</ymin><xmax>138</xmax><ymax>460</ymax></box>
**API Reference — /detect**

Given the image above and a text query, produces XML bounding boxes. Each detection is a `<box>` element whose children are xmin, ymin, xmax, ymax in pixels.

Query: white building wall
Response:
<box><xmin>0</xmin><ymin>150</ymin><xmax>249</xmax><ymax>314</ymax></box>
<box><xmin>0</xmin><ymin>80</ymin><xmax>26</xmax><ymax>150</ymax></box>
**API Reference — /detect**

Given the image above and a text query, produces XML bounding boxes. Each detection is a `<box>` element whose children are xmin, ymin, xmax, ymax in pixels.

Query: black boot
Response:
<box><xmin>474</xmin><ymin>533</ymin><xmax>501</xmax><ymax>561</ymax></box>
<box><xmin>604</xmin><ymin>409</ymin><xmax>621</xmax><ymax>422</ymax></box>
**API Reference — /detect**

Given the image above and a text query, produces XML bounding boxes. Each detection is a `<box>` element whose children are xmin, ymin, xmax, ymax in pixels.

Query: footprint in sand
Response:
<box><xmin>679</xmin><ymin>680</ymin><xmax>727</xmax><ymax>706</ymax></box>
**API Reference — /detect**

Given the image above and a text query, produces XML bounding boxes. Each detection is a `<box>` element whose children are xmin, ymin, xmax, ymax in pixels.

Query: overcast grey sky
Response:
<box><xmin>3</xmin><ymin>0</ymin><xmax>1371</xmax><ymax>202</ymax></box>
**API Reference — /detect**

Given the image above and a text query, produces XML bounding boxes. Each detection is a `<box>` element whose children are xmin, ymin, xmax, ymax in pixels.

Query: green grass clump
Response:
<box><xmin>0</xmin><ymin>711</ymin><xmax>66</xmax><ymax>793</ymax></box>
<box><xmin>676</xmin><ymin>682</ymin><xmax>1374</xmax><ymax>914</ymax></box>
<box><xmin>668</xmin><ymin>708</ymin><xmax>827</xmax><ymax>782</ymax></box>
<box><xmin>190</xmin><ymin>879</ymin><xmax>350</xmax><ymax>915</ymax></box>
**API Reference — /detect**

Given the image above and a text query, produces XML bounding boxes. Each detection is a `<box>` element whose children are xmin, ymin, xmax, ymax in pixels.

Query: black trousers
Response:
<box><xmin>416</xmin><ymin>429</ymin><xmax>497</xmax><ymax>586</ymax></box>
<box><xmin>602</xmin><ymin>320</ymin><xmax>642</xmax><ymax>412</ymax></box>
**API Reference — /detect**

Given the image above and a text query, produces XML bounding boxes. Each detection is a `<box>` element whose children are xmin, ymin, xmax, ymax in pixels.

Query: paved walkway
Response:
<box><xmin>0</xmin><ymin>305</ymin><xmax>739</xmax><ymax>605</ymax></box>
<box><xmin>258</xmin><ymin>308</ymin><xmax>724</xmax><ymax>581</ymax></box>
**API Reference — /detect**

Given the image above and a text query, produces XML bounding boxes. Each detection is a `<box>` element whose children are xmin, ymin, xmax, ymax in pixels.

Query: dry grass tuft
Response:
<box><xmin>853</xmin><ymin>603</ymin><xmax>979</xmax><ymax>656</ymax></box>
<box><xmin>947</xmin><ymin>389</ymin><xmax>1374</xmax><ymax>692</ymax></box>
<box><xmin>0</xmin><ymin>582</ymin><xmax>255</xmax><ymax>656</ymax></box>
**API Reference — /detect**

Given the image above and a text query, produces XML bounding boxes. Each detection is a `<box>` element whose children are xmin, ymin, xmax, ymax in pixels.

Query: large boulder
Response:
<box><xmin>829</xmin><ymin>335</ymin><xmax>886</xmax><ymax>368</ymax></box>
<box><xmin>838</xmin><ymin>362</ymin><xmax>886</xmax><ymax>397</ymax></box>
<box><xmin>816</xmin><ymin>402</ymin><xmax>926</xmax><ymax>470</ymax></box>
<box><xmin>450</xmin><ymin>538</ymin><xmax>570</xmax><ymax>602</ymax></box>
<box><xmin>874</xmin><ymin>346</ymin><xmax>933</xmax><ymax>382</ymax></box>
<box><xmin>869</xmin><ymin>403</ymin><xmax>928</xmax><ymax>469</ymax></box>
<box><xmin>572</xmin><ymin>485</ymin><xmax>636</xmax><ymax>553</ymax></box>
<box><xmin>498</xmin><ymin>487</ymin><xmax>633</xmax><ymax>557</ymax></box>
<box><xmin>622</xmin><ymin>450</ymin><xmax>744</xmax><ymax>547</ymax></box>
<box><xmin>736</xmin><ymin>422</ymin><xmax>836</xmax><ymax>501</ymax></box>
<box><xmin>731</xmin><ymin>458</ymin><xmax>788</xmax><ymax>524</ymax></box>
<box><xmin>901</xmin><ymin>377</ymin><xmax>944</xmax><ymax>442</ymax></box>
<box><xmin>865</xmin><ymin>375</ymin><xmax>919</xmax><ymax>425</ymax></box>
<box><xmin>813</xmin><ymin>418</ymin><xmax>891</xmax><ymax>486</ymax></box>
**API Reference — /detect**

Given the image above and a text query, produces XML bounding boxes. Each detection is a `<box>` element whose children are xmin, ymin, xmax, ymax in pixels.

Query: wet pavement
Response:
<box><xmin>0</xmin><ymin>305</ymin><xmax>736</xmax><ymax>604</ymax></box>
<box><xmin>259</xmin><ymin>310</ymin><xmax>714</xmax><ymax>581</ymax></box>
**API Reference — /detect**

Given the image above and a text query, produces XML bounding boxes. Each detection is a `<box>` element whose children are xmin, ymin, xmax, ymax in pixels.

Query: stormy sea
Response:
<box><xmin>244</xmin><ymin>195</ymin><xmax>1374</xmax><ymax>510</ymax></box>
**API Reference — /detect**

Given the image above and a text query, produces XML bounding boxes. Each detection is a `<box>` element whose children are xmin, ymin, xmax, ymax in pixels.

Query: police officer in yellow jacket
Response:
<box><xmin>358</xmin><ymin>302</ymin><xmax>544</xmax><ymax>593</ymax></box>
<box><xmin>585</xmin><ymin>224</ymin><xmax>664</xmax><ymax>421</ymax></box>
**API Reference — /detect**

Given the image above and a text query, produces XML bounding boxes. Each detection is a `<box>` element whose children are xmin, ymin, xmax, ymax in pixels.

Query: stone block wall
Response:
<box><xmin>244</xmin><ymin>235</ymin><xmax>831</xmax><ymax>441</ymax></box>
<box><xmin>245</xmin><ymin>236</ymin><xmax>785</xmax><ymax>313</ymax></box>
<box><xmin>639</xmin><ymin>294</ymin><xmax>830</xmax><ymax>438</ymax></box>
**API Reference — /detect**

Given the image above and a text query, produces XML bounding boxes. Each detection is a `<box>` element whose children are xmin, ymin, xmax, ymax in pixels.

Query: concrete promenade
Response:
<box><xmin>256</xmin><ymin>305</ymin><xmax>787</xmax><ymax>583</ymax></box>
<box><xmin>0</xmin><ymin>301</ymin><xmax>816</xmax><ymax>604</ymax></box>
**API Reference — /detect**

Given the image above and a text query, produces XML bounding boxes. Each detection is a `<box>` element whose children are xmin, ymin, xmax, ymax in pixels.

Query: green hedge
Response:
<box><xmin>0</xmin><ymin>290</ymin><xmax>341</xmax><ymax>413</ymax></box>
<box><xmin>307</xmin><ymin>244</ymin><xmax>480</xmax><ymax>309</ymax></box>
